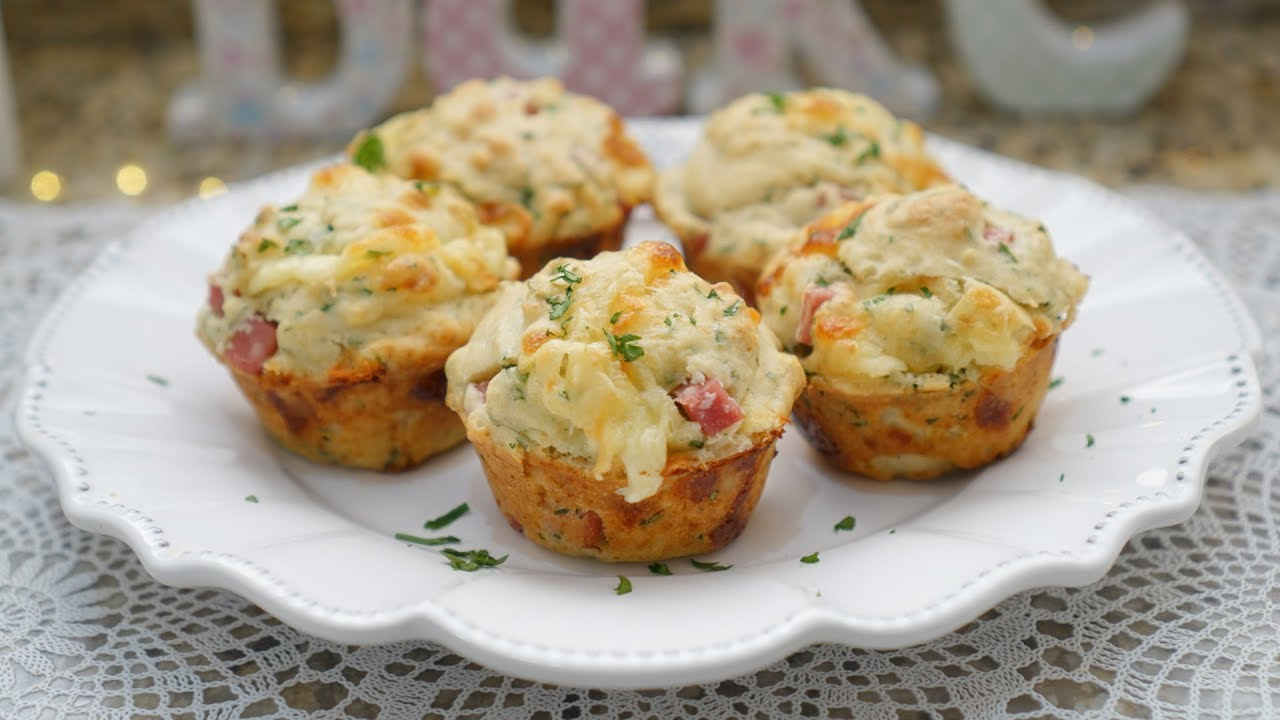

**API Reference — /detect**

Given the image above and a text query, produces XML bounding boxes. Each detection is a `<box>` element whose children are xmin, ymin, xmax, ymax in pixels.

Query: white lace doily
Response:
<box><xmin>1</xmin><ymin>187</ymin><xmax>1276</xmax><ymax>719</ymax></box>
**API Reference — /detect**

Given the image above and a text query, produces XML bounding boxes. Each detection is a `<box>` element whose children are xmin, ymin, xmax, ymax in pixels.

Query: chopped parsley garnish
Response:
<box><xmin>604</xmin><ymin>331</ymin><xmax>644</xmax><ymax>362</ymax></box>
<box><xmin>244</xmin><ymin>495</ymin><xmax>258</xmax><ymax>503</ymax></box>
<box><xmin>800</xmin><ymin>552</ymin><xmax>820</xmax><ymax>564</ymax></box>
<box><xmin>856</xmin><ymin>140</ymin><xmax>881</xmax><ymax>164</ymax></box>
<box><xmin>284</xmin><ymin>238</ymin><xmax>312</xmax><ymax>255</ymax></box>
<box><xmin>547</xmin><ymin>291</ymin><xmax>573</xmax><ymax>320</ymax></box>
<box><xmin>779</xmin><ymin>305</ymin><xmax>788</xmax><ymax>316</ymax></box>
<box><xmin>834</xmin><ymin>515</ymin><xmax>856</xmax><ymax>532</ymax></box>
<box><xmin>146</xmin><ymin>374</ymin><xmax>169</xmax><ymax>387</ymax></box>
<box><xmin>609</xmin><ymin>311</ymin><xmax>622</xmax><ymax>324</ymax></box>
<box><xmin>639</xmin><ymin>511</ymin><xmax>664</xmax><ymax>527</ymax></box>
<box><xmin>690</xmin><ymin>558</ymin><xmax>732</xmax><ymax>572</ymax></box>
<box><xmin>365</xmin><ymin>249</ymin><xmax>391</xmax><ymax>259</ymax></box>
<box><xmin>320</xmin><ymin>302</ymin><xmax>334</xmax><ymax>312</ymax></box>
<box><xmin>550</xmin><ymin>264</ymin><xmax>582</xmax><ymax>285</ymax></box>
<box><xmin>352</xmin><ymin>133</ymin><xmax>386</xmax><ymax>172</ymax></box>
<box><xmin>1059</xmin><ymin>473</ymin><xmax>1065</xmax><ymax>482</ymax></box>
<box><xmin>280</xmin><ymin>204</ymin><xmax>298</xmax><ymax>212</ymax></box>
<box><xmin>1048</xmin><ymin>377</ymin><xmax>1064</xmax><ymax>390</ymax></box>
<box><xmin>424</xmin><ymin>502</ymin><xmax>470</xmax><ymax>530</ymax></box>
<box><xmin>554</xmin><ymin>507</ymin><xmax>570</xmax><ymax>515</ymax></box>
<box><xmin>1120</xmin><ymin>395</ymin><xmax>1131</xmax><ymax>404</ymax></box>
<box><xmin>277</xmin><ymin>216</ymin><xmax>301</xmax><ymax>232</ymax></box>
<box><xmin>824</xmin><ymin>126</ymin><xmax>849</xmax><ymax>147</ymax></box>
<box><xmin>723</xmin><ymin>300</ymin><xmax>741</xmax><ymax>317</ymax></box>
<box><xmin>394</xmin><ymin>533</ymin><xmax>460</xmax><ymax>546</ymax></box>
<box><xmin>689</xmin><ymin>439</ymin><xmax>705</xmax><ymax>449</ymax></box>
<box><xmin>648</xmin><ymin>562</ymin><xmax>672</xmax><ymax>576</ymax></box>
<box><xmin>707</xmin><ymin>288</ymin><xmax>719</xmax><ymax>300</ymax></box>
<box><xmin>765</xmin><ymin>91</ymin><xmax>787</xmax><ymax>112</ymax></box>
<box><xmin>518</xmin><ymin>186</ymin><xmax>536</xmax><ymax>211</ymax></box>
<box><xmin>1086</xmin><ymin>434</ymin><xmax>1096</xmax><ymax>448</ymax></box>
<box><xmin>920</xmin><ymin>287</ymin><xmax>933</xmax><ymax>298</ymax></box>
<box><xmin>257</xmin><ymin>239</ymin><xmax>277</xmax><ymax>253</ymax></box>
<box><xmin>997</xmin><ymin>242</ymin><xmax>1019</xmax><ymax>263</ymax></box>
<box><xmin>615</xmin><ymin>576</ymin><xmax>633</xmax><ymax>595</ymax></box>
<box><xmin>837</xmin><ymin>215</ymin><xmax>863</xmax><ymax>240</ymax></box>
<box><xmin>441</xmin><ymin>548</ymin><xmax>507</xmax><ymax>572</ymax></box>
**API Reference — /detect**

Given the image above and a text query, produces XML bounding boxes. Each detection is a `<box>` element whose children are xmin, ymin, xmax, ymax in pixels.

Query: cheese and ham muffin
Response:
<box><xmin>197</xmin><ymin>164</ymin><xmax>518</xmax><ymax>471</ymax></box>
<box><xmin>445</xmin><ymin>241</ymin><xmax>805</xmax><ymax>562</ymax></box>
<box><xmin>757</xmin><ymin>184</ymin><xmax>1088</xmax><ymax>480</ymax></box>
<box><xmin>654</xmin><ymin>88</ymin><xmax>949</xmax><ymax>302</ymax></box>
<box><xmin>350</xmin><ymin>76</ymin><xmax>654</xmax><ymax>277</ymax></box>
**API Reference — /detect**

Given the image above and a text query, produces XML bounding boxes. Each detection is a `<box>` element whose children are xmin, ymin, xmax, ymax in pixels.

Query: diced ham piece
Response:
<box><xmin>983</xmin><ymin>225</ymin><xmax>1013</xmax><ymax>246</ymax></box>
<box><xmin>795</xmin><ymin>285</ymin><xmax>836</xmax><ymax>346</ymax></box>
<box><xmin>224</xmin><ymin>314</ymin><xmax>277</xmax><ymax>375</ymax></box>
<box><xmin>673</xmin><ymin>377</ymin><xmax>744</xmax><ymax>437</ymax></box>
<box><xmin>208</xmin><ymin>283</ymin><xmax>225</xmax><ymax>317</ymax></box>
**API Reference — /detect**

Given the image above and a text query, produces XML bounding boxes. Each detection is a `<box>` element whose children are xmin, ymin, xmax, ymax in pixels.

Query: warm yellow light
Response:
<box><xmin>1072</xmin><ymin>26</ymin><xmax>1095</xmax><ymax>51</ymax></box>
<box><xmin>116</xmin><ymin>163</ymin><xmax>148</xmax><ymax>196</ymax></box>
<box><xmin>31</xmin><ymin>170</ymin><xmax>62</xmax><ymax>202</ymax></box>
<box><xmin>198</xmin><ymin>176</ymin><xmax>228</xmax><ymax>199</ymax></box>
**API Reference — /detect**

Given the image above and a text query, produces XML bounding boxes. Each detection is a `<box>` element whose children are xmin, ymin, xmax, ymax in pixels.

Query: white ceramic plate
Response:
<box><xmin>17</xmin><ymin>120</ymin><xmax>1262</xmax><ymax>689</ymax></box>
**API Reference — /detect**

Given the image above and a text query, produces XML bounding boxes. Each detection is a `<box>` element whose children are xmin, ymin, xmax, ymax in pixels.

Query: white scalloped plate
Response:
<box><xmin>17</xmin><ymin>119</ymin><xmax>1262</xmax><ymax>689</ymax></box>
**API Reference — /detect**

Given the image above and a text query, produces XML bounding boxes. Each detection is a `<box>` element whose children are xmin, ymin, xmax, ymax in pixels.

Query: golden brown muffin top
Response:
<box><xmin>445</xmin><ymin>241</ymin><xmax>805</xmax><ymax>502</ymax></box>
<box><xmin>654</xmin><ymin>88</ymin><xmax>949</xmax><ymax>274</ymax></box>
<box><xmin>197</xmin><ymin>164</ymin><xmax>517</xmax><ymax>379</ymax></box>
<box><xmin>351</xmin><ymin>76</ymin><xmax>655</xmax><ymax>255</ymax></box>
<box><xmin>757</xmin><ymin>184</ymin><xmax>1089</xmax><ymax>392</ymax></box>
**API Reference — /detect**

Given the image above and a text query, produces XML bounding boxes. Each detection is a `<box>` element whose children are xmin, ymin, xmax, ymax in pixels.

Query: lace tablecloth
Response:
<box><xmin>1</xmin><ymin>188</ymin><xmax>1276</xmax><ymax>719</ymax></box>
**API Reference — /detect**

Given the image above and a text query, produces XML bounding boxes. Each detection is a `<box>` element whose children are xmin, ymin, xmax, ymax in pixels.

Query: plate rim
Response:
<box><xmin>14</xmin><ymin>126</ymin><xmax>1264</xmax><ymax>688</ymax></box>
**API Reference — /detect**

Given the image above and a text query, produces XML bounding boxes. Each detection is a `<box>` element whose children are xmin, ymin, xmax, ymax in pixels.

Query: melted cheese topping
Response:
<box><xmin>197</xmin><ymin>164</ymin><xmax>517</xmax><ymax>377</ymax></box>
<box><xmin>655</xmin><ymin>89</ymin><xmax>949</xmax><ymax>275</ymax></box>
<box><xmin>757</xmin><ymin>185</ymin><xmax>1089</xmax><ymax>392</ymax></box>
<box><xmin>445</xmin><ymin>241</ymin><xmax>805</xmax><ymax>502</ymax></box>
<box><xmin>354</xmin><ymin>76</ymin><xmax>655</xmax><ymax>253</ymax></box>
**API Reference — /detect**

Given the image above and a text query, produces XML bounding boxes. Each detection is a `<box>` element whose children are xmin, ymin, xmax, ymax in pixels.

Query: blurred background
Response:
<box><xmin>2</xmin><ymin>0</ymin><xmax>1277</xmax><ymax>206</ymax></box>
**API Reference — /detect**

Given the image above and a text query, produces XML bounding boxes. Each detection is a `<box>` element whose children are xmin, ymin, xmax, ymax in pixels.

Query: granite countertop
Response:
<box><xmin>2</xmin><ymin>1</ymin><xmax>1278</xmax><ymax>206</ymax></box>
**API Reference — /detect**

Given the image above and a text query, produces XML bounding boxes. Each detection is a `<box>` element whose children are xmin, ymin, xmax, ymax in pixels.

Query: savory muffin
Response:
<box><xmin>350</xmin><ymin>76</ymin><xmax>655</xmax><ymax>277</ymax></box>
<box><xmin>654</xmin><ymin>88</ymin><xmax>949</xmax><ymax>301</ymax></box>
<box><xmin>756</xmin><ymin>184</ymin><xmax>1089</xmax><ymax>480</ymax></box>
<box><xmin>197</xmin><ymin>163</ymin><xmax>518</xmax><ymax>471</ymax></box>
<box><xmin>445</xmin><ymin>241</ymin><xmax>805</xmax><ymax>562</ymax></box>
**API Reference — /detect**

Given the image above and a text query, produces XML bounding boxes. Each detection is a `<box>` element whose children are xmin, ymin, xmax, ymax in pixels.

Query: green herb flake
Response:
<box><xmin>837</xmin><ymin>215</ymin><xmax>863</xmax><ymax>241</ymax></box>
<box><xmin>648</xmin><ymin>562</ymin><xmax>672</xmax><ymax>576</ymax></box>
<box><xmin>639</xmin><ymin>511</ymin><xmax>664</xmax><ymax>527</ymax></box>
<box><xmin>280</xmin><ymin>204</ymin><xmax>298</xmax><ymax>212</ymax></box>
<box><xmin>824</xmin><ymin>126</ymin><xmax>848</xmax><ymax>147</ymax></box>
<box><xmin>689</xmin><ymin>439</ymin><xmax>705</xmax><ymax>449</ymax></box>
<box><xmin>441</xmin><ymin>548</ymin><xmax>507</xmax><ymax>572</ymax></box>
<box><xmin>834</xmin><ymin>515</ymin><xmax>856</xmax><ymax>532</ymax></box>
<box><xmin>998</xmin><ymin>242</ymin><xmax>1019</xmax><ymax>263</ymax></box>
<box><xmin>257</xmin><ymin>239</ymin><xmax>277</xmax><ymax>253</ymax></box>
<box><xmin>550</xmin><ymin>264</ymin><xmax>582</xmax><ymax>286</ymax></box>
<box><xmin>765</xmin><ymin>91</ymin><xmax>787</xmax><ymax>112</ymax></box>
<box><xmin>604</xmin><ymin>331</ymin><xmax>644</xmax><ymax>362</ymax></box>
<box><xmin>615</xmin><ymin>576</ymin><xmax>633</xmax><ymax>595</ymax></box>
<box><xmin>547</xmin><ymin>290</ymin><xmax>573</xmax><ymax>320</ymax></box>
<box><xmin>780</xmin><ymin>305</ymin><xmax>788</xmax><ymax>316</ymax></box>
<box><xmin>1120</xmin><ymin>395</ymin><xmax>1132</xmax><ymax>404</ymax></box>
<box><xmin>518</xmin><ymin>186</ymin><xmax>536</xmax><ymax>211</ymax></box>
<box><xmin>284</xmin><ymin>238</ymin><xmax>312</xmax><ymax>255</ymax></box>
<box><xmin>277</xmin><ymin>216</ymin><xmax>301</xmax><ymax>232</ymax></box>
<box><xmin>424</xmin><ymin>502</ymin><xmax>470</xmax><ymax>530</ymax></box>
<box><xmin>146</xmin><ymin>374</ymin><xmax>169</xmax><ymax>387</ymax></box>
<box><xmin>365</xmin><ymin>249</ymin><xmax>392</xmax><ymax>259</ymax></box>
<box><xmin>352</xmin><ymin>133</ymin><xmax>386</xmax><ymax>172</ymax></box>
<box><xmin>690</xmin><ymin>558</ymin><xmax>732</xmax><ymax>572</ymax></box>
<box><xmin>920</xmin><ymin>286</ymin><xmax>933</xmax><ymax>298</ymax></box>
<box><xmin>554</xmin><ymin>507</ymin><xmax>570</xmax><ymax>515</ymax></box>
<box><xmin>856</xmin><ymin>140</ymin><xmax>881</xmax><ymax>164</ymax></box>
<box><xmin>723</xmin><ymin>300</ymin><xmax>741</xmax><ymax>317</ymax></box>
<box><xmin>800</xmin><ymin>552</ymin><xmax>820</xmax><ymax>564</ymax></box>
<box><xmin>1049</xmin><ymin>377</ymin><xmax>1065</xmax><ymax>390</ymax></box>
<box><xmin>244</xmin><ymin>495</ymin><xmax>258</xmax><ymax>503</ymax></box>
<box><xmin>889</xmin><ymin>528</ymin><xmax>897</xmax><ymax>534</ymax></box>
<box><xmin>1086</xmin><ymin>434</ymin><xmax>1096</xmax><ymax>448</ymax></box>
<box><xmin>320</xmin><ymin>301</ymin><xmax>334</xmax><ymax>312</ymax></box>
<box><xmin>707</xmin><ymin>288</ymin><xmax>719</xmax><ymax>300</ymax></box>
<box><xmin>1059</xmin><ymin>473</ymin><xmax>1065</xmax><ymax>482</ymax></box>
<box><xmin>395</xmin><ymin>533</ymin><xmax>460</xmax><ymax>547</ymax></box>
<box><xmin>608</xmin><ymin>310</ymin><xmax>622</xmax><ymax>325</ymax></box>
